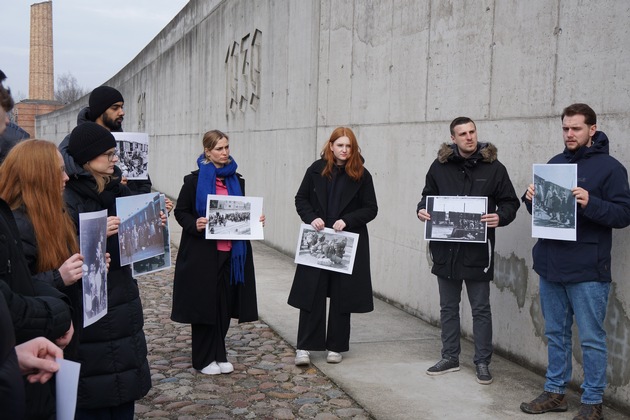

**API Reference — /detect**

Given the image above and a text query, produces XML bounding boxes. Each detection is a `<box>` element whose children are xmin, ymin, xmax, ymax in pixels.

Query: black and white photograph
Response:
<box><xmin>532</xmin><ymin>163</ymin><xmax>577</xmax><ymax>241</ymax></box>
<box><xmin>205</xmin><ymin>194</ymin><xmax>264</xmax><ymax>240</ymax></box>
<box><xmin>112</xmin><ymin>132</ymin><xmax>149</xmax><ymax>180</ymax></box>
<box><xmin>79</xmin><ymin>209</ymin><xmax>108</xmax><ymax>327</ymax></box>
<box><xmin>294</xmin><ymin>224</ymin><xmax>359</xmax><ymax>275</ymax></box>
<box><xmin>116</xmin><ymin>192</ymin><xmax>165</xmax><ymax>266</ymax></box>
<box><xmin>133</xmin><ymin>194</ymin><xmax>172</xmax><ymax>276</ymax></box>
<box><xmin>424</xmin><ymin>196</ymin><xmax>488</xmax><ymax>243</ymax></box>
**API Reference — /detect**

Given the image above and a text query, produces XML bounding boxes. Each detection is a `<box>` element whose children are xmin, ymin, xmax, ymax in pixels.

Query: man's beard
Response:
<box><xmin>103</xmin><ymin>114</ymin><xmax>122</xmax><ymax>131</ymax></box>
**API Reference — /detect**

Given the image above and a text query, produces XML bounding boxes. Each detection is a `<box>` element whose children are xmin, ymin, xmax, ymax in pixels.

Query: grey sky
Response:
<box><xmin>0</xmin><ymin>0</ymin><xmax>189</xmax><ymax>99</ymax></box>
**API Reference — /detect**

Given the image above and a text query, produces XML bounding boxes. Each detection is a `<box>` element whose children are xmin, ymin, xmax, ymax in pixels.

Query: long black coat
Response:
<box><xmin>171</xmin><ymin>171</ymin><xmax>258</xmax><ymax>325</ymax></box>
<box><xmin>288</xmin><ymin>159</ymin><xmax>378</xmax><ymax>314</ymax></box>
<box><xmin>63</xmin><ymin>168</ymin><xmax>151</xmax><ymax>410</ymax></box>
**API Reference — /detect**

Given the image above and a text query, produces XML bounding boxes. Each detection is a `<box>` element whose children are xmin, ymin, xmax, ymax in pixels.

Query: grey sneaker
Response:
<box><xmin>475</xmin><ymin>363</ymin><xmax>493</xmax><ymax>384</ymax></box>
<box><xmin>295</xmin><ymin>349</ymin><xmax>310</xmax><ymax>366</ymax></box>
<box><xmin>426</xmin><ymin>358</ymin><xmax>460</xmax><ymax>376</ymax></box>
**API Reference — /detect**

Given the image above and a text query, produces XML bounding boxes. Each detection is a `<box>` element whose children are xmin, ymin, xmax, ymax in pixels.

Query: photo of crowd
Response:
<box><xmin>117</xmin><ymin>193</ymin><xmax>165</xmax><ymax>266</ymax></box>
<box><xmin>79</xmin><ymin>210</ymin><xmax>108</xmax><ymax>327</ymax></box>
<box><xmin>204</xmin><ymin>195</ymin><xmax>264</xmax><ymax>240</ymax></box>
<box><xmin>113</xmin><ymin>132</ymin><xmax>149</xmax><ymax>180</ymax></box>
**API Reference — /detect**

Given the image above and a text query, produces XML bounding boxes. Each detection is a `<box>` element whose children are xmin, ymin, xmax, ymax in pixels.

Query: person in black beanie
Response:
<box><xmin>87</xmin><ymin>85</ymin><xmax>125</xmax><ymax>130</ymax></box>
<box><xmin>59</xmin><ymin>86</ymin><xmax>160</xmax><ymax>198</ymax></box>
<box><xmin>62</xmin><ymin>121</ymin><xmax>152</xmax><ymax>419</ymax></box>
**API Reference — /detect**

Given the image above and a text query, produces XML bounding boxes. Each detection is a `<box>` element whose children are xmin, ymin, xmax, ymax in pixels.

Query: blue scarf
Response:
<box><xmin>195</xmin><ymin>154</ymin><xmax>247</xmax><ymax>284</ymax></box>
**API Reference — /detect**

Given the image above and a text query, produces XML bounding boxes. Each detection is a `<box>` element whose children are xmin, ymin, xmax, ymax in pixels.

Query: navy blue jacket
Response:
<box><xmin>524</xmin><ymin>131</ymin><xmax>630</xmax><ymax>283</ymax></box>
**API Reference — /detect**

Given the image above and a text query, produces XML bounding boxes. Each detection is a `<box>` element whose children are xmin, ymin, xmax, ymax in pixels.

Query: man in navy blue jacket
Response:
<box><xmin>521</xmin><ymin>104</ymin><xmax>630</xmax><ymax>420</ymax></box>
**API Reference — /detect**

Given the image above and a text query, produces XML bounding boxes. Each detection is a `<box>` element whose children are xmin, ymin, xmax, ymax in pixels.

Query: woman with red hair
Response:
<box><xmin>0</xmin><ymin>140</ymin><xmax>83</xmax><ymax>293</ymax></box>
<box><xmin>288</xmin><ymin>127</ymin><xmax>378</xmax><ymax>365</ymax></box>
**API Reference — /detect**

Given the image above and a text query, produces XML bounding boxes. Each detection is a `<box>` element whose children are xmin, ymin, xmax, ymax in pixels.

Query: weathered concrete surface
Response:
<box><xmin>37</xmin><ymin>0</ymin><xmax>630</xmax><ymax>409</ymax></box>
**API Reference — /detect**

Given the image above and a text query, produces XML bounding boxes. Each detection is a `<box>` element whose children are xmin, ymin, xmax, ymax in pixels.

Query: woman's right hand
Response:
<box><xmin>310</xmin><ymin>218</ymin><xmax>325</xmax><ymax>231</ymax></box>
<box><xmin>196</xmin><ymin>217</ymin><xmax>208</xmax><ymax>232</ymax></box>
<box><xmin>59</xmin><ymin>253</ymin><xmax>84</xmax><ymax>286</ymax></box>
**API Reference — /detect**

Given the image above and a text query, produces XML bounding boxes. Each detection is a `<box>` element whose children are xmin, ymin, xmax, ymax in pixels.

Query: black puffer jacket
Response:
<box><xmin>417</xmin><ymin>143</ymin><xmax>520</xmax><ymax>282</ymax></box>
<box><xmin>63</xmin><ymin>164</ymin><xmax>151</xmax><ymax>409</ymax></box>
<box><xmin>0</xmin><ymin>293</ymin><xmax>24</xmax><ymax>419</ymax></box>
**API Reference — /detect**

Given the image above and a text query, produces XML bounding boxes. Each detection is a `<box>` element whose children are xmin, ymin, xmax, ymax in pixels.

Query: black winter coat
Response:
<box><xmin>0</xmin><ymin>291</ymin><xmax>24</xmax><ymax>419</ymax></box>
<box><xmin>0</xmin><ymin>199</ymin><xmax>73</xmax><ymax>419</ymax></box>
<box><xmin>417</xmin><ymin>143</ymin><xmax>520</xmax><ymax>282</ymax></box>
<box><xmin>288</xmin><ymin>159</ymin><xmax>378</xmax><ymax>313</ymax></box>
<box><xmin>63</xmin><ymin>167</ymin><xmax>151</xmax><ymax>409</ymax></box>
<box><xmin>171</xmin><ymin>171</ymin><xmax>258</xmax><ymax>324</ymax></box>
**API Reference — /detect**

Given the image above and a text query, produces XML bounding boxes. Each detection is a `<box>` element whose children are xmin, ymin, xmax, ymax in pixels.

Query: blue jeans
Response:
<box><xmin>437</xmin><ymin>277</ymin><xmax>492</xmax><ymax>365</ymax></box>
<box><xmin>539</xmin><ymin>277</ymin><xmax>610</xmax><ymax>404</ymax></box>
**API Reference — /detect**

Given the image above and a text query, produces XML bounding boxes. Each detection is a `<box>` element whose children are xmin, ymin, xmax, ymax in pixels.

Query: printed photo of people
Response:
<box><xmin>294</xmin><ymin>225</ymin><xmax>359</xmax><ymax>275</ymax></box>
<box><xmin>424</xmin><ymin>196</ymin><xmax>488</xmax><ymax>243</ymax></box>
<box><xmin>532</xmin><ymin>163</ymin><xmax>577</xmax><ymax>241</ymax></box>
<box><xmin>112</xmin><ymin>132</ymin><xmax>149</xmax><ymax>180</ymax></box>
<box><xmin>79</xmin><ymin>209</ymin><xmax>108</xmax><ymax>327</ymax></box>
<box><xmin>203</xmin><ymin>195</ymin><xmax>264</xmax><ymax>241</ymax></box>
<box><xmin>133</xmin><ymin>194</ymin><xmax>172</xmax><ymax>276</ymax></box>
<box><xmin>116</xmin><ymin>192</ymin><xmax>165</xmax><ymax>266</ymax></box>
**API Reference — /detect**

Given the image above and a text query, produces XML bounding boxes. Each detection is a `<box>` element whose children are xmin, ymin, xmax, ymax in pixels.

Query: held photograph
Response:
<box><xmin>112</xmin><ymin>132</ymin><xmax>149</xmax><ymax>180</ymax></box>
<box><xmin>532</xmin><ymin>163</ymin><xmax>577</xmax><ymax>241</ymax></box>
<box><xmin>294</xmin><ymin>224</ymin><xmax>359</xmax><ymax>275</ymax></box>
<box><xmin>424</xmin><ymin>196</ymin><xmax>488</xmax><ymax>243</ymax></box>
<box><xmin>133</xmin><ymin>194</ymin><xmax>172</xmax><ymax>276</ymax></box>
<box><xmin>205</xmin><ymin>194</ymin><xmax>264</xmax><ymax>240</ymax></box>
<box><xmin>116</xmin><ymin>192</ymin><xmax>166</xmax><ymax>266</ymax></box>
<box><xmin>79</xmin><ymin>209</ymin><xmax>108</xmax><ymax>327</ymax></box>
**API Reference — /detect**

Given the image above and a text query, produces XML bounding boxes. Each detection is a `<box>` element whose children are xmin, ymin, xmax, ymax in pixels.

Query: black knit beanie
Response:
<box><xmin>68</xmin><ymin>122</ymin><xmax>117</xmax><ymax>166</ymax></box>
<box><xmin>88</xmin><ymin>86</ymin><xmax>124</xmax><ymax>121</ymax></box>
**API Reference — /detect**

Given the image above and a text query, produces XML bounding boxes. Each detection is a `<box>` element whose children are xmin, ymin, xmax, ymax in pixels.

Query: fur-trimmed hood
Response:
<box><xmin>437</xmin><ymin>142</ymin><xmax>498</xmax><ymax>164</ymax></box>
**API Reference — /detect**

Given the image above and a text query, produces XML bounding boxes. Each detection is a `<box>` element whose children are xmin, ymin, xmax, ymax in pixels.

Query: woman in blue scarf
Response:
<box><xmin>171</xmin><ymin>130</ymin><xmax>263</xmax><ymax>375</ymax></box>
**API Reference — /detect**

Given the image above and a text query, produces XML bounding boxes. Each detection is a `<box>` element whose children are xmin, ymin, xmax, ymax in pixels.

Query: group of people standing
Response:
<box><xmin>416</xmin><ymin>105</ymin><xmax>630</xmax><ymax>420</ymax></box>
<box><xmin>1</xmin><ymin>64</ymin><xmax>628</xmax><ymax>420</ymax></box>
<box><xmin>0</xmin><ymin>80</ymin><xmax>160</xmax><ymax>419</ymax></box>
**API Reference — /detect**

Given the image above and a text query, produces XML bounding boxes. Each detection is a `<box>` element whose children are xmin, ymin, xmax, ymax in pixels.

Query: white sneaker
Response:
<box><xmin>295</xmin><ymin>350</ymin><xmax>310</xmax><ymax>366</ymax></box>
<box><xmin>327</xmin><ymin>351</ymin><xmax>342</xmax><ymax>364</ymax></box>
<box><xmin>218</xmin><ymin>361</ymin><xmax>234</xmax><ymax>374</ymax></box>
<box><xmin>200</xmin><ymin>361</ymin><xmax>221</xmax><ymax>375</ymax></box>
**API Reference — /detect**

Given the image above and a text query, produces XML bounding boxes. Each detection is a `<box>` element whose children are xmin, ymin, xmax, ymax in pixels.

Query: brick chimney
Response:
<box><xmin>29</xmin><ymin>1</ymin><xmax>54</xmax><ymax>101</ymax></box>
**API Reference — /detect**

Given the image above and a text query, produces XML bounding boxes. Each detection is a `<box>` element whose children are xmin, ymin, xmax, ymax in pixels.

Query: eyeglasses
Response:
<box><xmin>101</xmin><ymin>149</ymin><xmax>119</xmax><ymax>162</ymax></box>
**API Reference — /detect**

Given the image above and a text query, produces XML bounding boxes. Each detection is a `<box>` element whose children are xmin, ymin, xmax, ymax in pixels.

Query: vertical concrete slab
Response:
<box><xmin>490</xmin><ymin>0</ymin><xmax>559</xmax><ymax>117</ymax></box>
<box><xmin>426</xmin><ymin>0</ymin><xmax>494</xmax><ymax>120</ymax></box>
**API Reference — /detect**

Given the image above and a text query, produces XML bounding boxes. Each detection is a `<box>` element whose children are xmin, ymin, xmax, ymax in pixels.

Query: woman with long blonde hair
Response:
<box><xmin>0</xmin><ymin>139</ymin><xmax>83</xmax><ymax>289</ymax></box>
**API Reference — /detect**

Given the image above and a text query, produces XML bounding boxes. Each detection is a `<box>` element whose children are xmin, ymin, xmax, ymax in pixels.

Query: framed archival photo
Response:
<box><xmin>205</xmin><ymin>195</ymin><xmax>264</xmax><ymax>240</ymax></box>
<box><xmin>532</xmin><ymin>164</ymin><xmax>577</xmax><ymax>241</ymax></box>
<box><xmin>424</xmin><ymin>196</ymin><xmax>488</xmax><ymax>243</ymax></box>
<box><xmin>294</xmin><ymin>224</ymin><xmax>359</xmax><ymax>275</ymax></box>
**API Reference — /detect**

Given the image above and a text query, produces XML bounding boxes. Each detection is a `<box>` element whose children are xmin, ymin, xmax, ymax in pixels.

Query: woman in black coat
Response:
<box><xmin>288</xmin><ymin>127</ymin><xmax>378</xmax><ymax>365</ymax></box>
<box><xmin>63</xmin><ymin>122</ymin><xmax>151</xmax><ymax>420</ymax></box>
<box><xmin>171</xmin><ymin>130</ymin><xmax>261</xmax><ymax>375</ymax></box>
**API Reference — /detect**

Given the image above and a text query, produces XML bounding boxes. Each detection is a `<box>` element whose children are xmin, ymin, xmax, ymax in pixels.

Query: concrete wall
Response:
<box><xmin>37</xmin><ymin>0</ymin><xmax>630</xmax><ymax>409</ymax></box>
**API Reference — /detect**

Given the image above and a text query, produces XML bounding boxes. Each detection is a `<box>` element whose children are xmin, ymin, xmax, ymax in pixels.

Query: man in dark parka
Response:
<box><xmin>417</xmin><ymin>117</ymin><xmax>519</xmax><ymax>385</ymax></box>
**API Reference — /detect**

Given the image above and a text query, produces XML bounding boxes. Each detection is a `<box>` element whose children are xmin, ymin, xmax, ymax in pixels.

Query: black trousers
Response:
<box><xmin>191</xmin><ymin>251</ymin><xmax>231</xmax><ymax>370</ymax></box>
<box><xmin>297</xmin><ymin>270</ymin><xmax>351</xmax><ymax>353</ymax></box>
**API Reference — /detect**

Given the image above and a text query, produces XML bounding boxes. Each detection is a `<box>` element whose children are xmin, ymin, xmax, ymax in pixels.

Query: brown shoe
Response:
<box><xmin>573</xmin><ymin>403</ymin><xmax>603</xmax><ymax>420</ymax></box>
<box><xmin>520</xmin><ymin>391</ymin><xmax>568</xmax><ymax>414</ymax></box>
